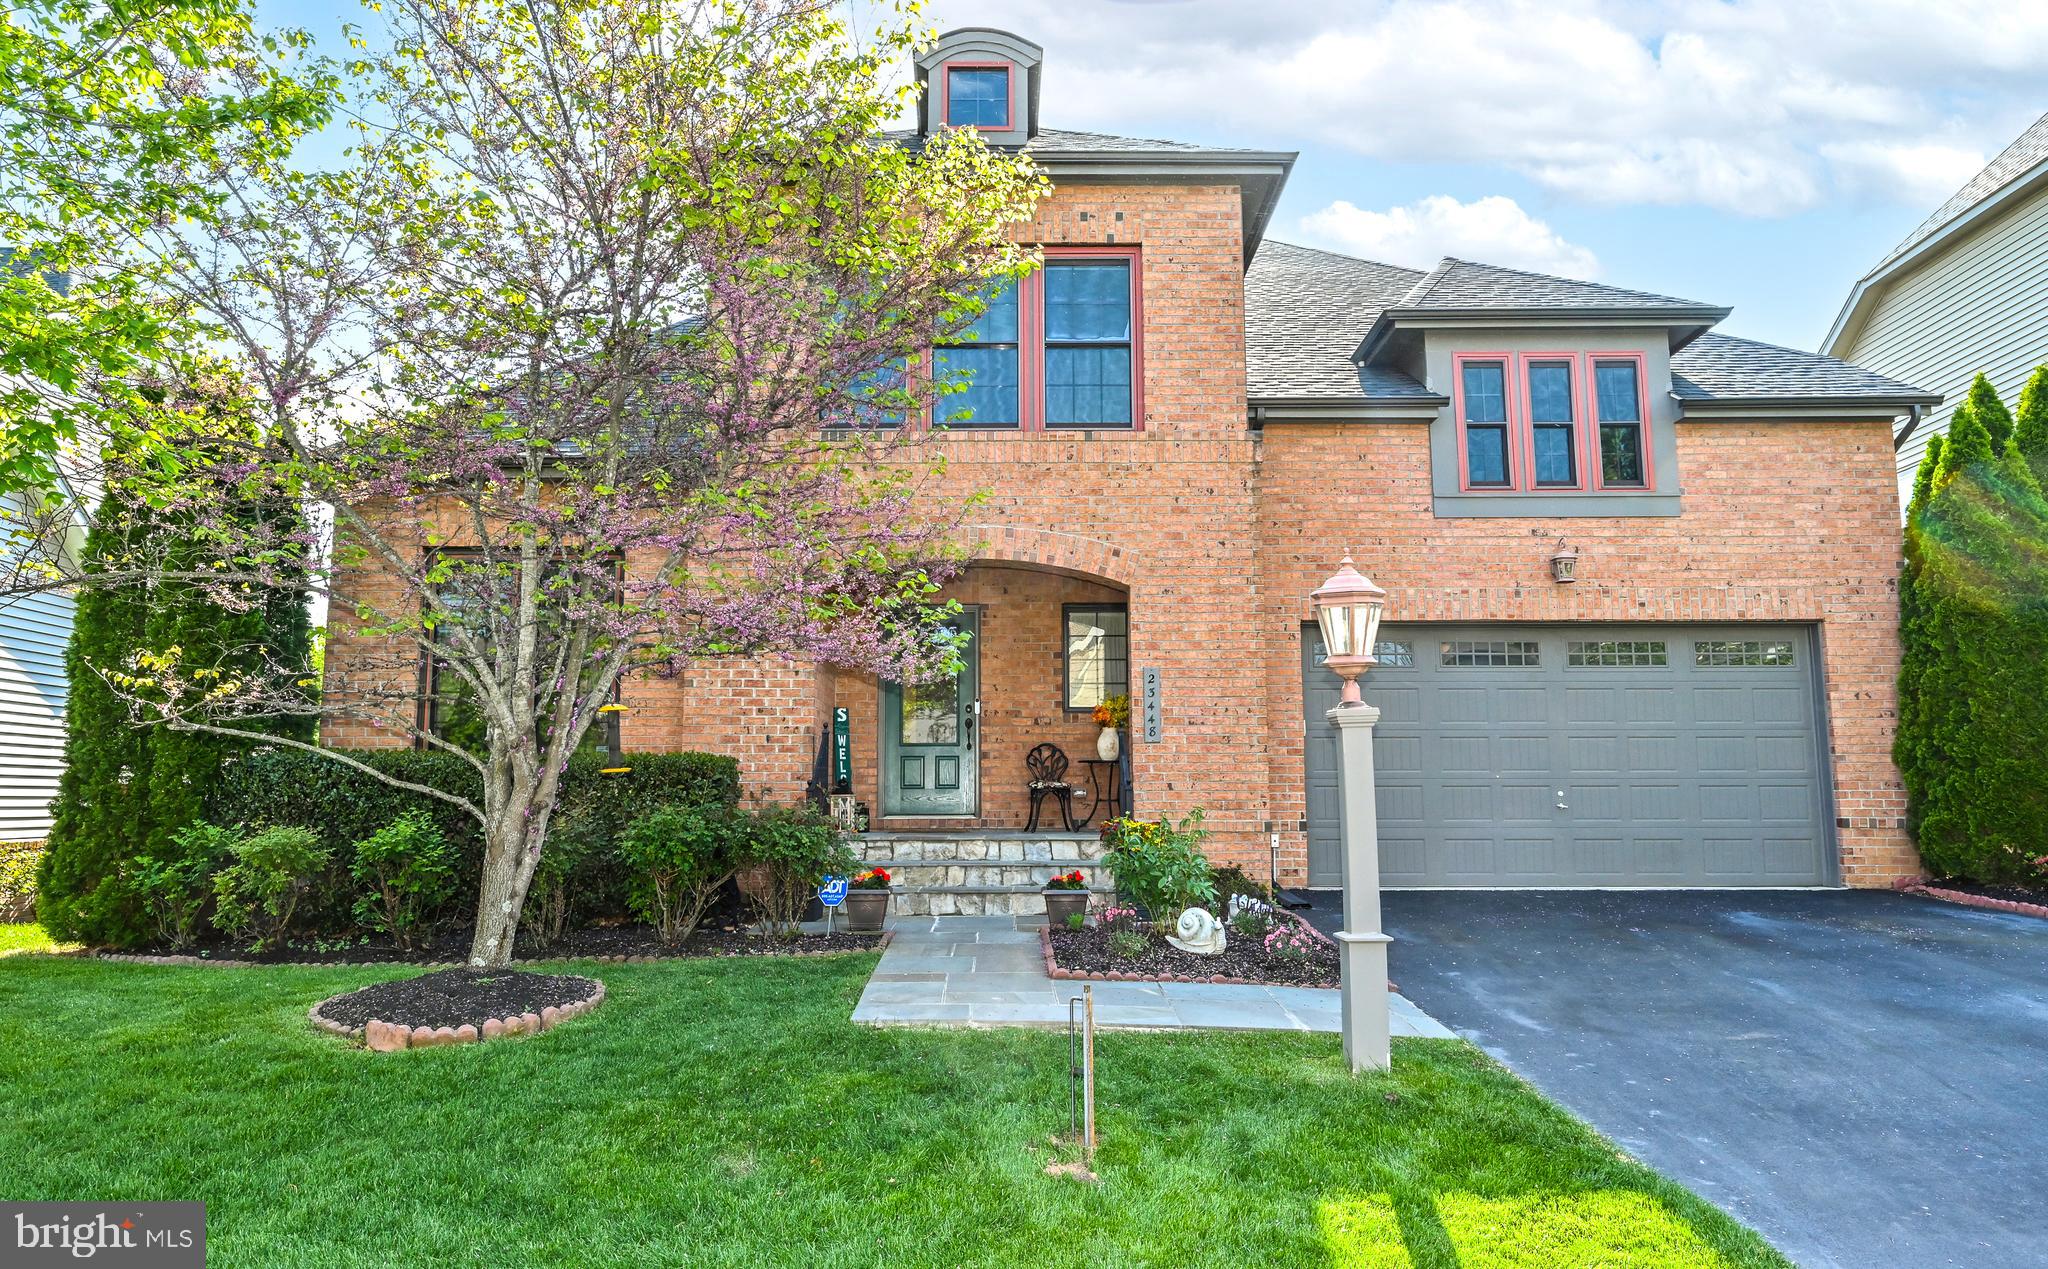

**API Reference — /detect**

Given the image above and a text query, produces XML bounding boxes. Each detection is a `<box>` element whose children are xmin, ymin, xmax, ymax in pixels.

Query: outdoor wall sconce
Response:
<box><xmin>1549</xmin><ymin>538</ymin><xmax>1580</xmax><ymax>584</ymax></box>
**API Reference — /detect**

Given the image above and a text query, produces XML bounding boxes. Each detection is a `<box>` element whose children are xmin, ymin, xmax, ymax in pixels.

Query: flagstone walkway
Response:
<box><xmin>851</xmin><ymin>915</ymin><xmax>1454</xmax><ymax>1035</ymax></box>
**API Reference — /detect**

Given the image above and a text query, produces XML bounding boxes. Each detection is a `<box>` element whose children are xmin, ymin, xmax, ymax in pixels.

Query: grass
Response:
<box><xmin>0</xmin><ymin>951</ymin><xmax>1787</xmax><ymax>1268</ymax></box>
<box><xmin>0</xmin><ymin>922</ymin><xmax>71</xmax><ymax>956</ymax></box>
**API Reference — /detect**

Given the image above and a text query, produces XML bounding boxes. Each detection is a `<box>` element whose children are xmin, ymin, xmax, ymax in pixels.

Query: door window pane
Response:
<box><xmin>899</xmin><ymin>676</ymin><xmax>960</xmax><ymax>744</ymax></box>
<box><xmin>946</xmin><ymin>67</ymin><xmax>1010</xmax><ymax>127</ymax></box>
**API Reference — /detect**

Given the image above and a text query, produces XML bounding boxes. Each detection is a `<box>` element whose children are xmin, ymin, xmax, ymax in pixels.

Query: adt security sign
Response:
<box><xmin>817</xmin><ymin>875</ymin><xmax>849</xmax><ymax>934</ymax></box>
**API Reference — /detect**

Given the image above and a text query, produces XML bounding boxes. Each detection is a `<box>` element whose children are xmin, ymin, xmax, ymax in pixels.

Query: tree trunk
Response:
<box><xmin>469</xmin><ymin>805</ymin><xmax>546</xmax><ymax>967</ymax></box>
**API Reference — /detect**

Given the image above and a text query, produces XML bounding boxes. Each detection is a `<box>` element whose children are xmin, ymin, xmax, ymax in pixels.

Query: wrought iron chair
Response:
<box><xmin>1025</xmin><ymin>743</ymin><xmax>1080</xmax><ymax>832</ymax></box>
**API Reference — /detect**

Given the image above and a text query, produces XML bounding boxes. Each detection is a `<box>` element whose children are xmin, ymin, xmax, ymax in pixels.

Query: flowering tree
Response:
<box><xmin>7</xmin><ymin>0</ymin><xmax>1045</xmax><ymax>965</ymax></box>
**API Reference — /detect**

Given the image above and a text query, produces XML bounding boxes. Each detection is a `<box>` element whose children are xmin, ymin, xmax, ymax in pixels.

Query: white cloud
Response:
<box><xmin>918</xmin><ymin>0</ymin><xmax>2048</xmax><ymax>217</ymax></box>
<box><xmin>1300</xmin><ymin>195</ymin><xmax>1601</xmax><ymax>277</ymax></box>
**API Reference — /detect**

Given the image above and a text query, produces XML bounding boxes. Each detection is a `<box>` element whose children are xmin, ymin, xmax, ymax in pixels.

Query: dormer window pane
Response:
<box><xmin>946</xmin><ymin>67</ymin><xmax>1010</xmax><ymax>128</ymax></box>
<box><xmin>1461</xmin><ymin>360</ymin><xmax>1510</xmax><ymax>487</ymax></box>
<box><xmin>1528</xmin><ymin>359</ymin><xmax>1577</xmax><ymax>487</ymax></box>
<box><xmin>1595</xmin><ymin>359</ymin><xmax>1646</xmax><ymax>486</ymax></box>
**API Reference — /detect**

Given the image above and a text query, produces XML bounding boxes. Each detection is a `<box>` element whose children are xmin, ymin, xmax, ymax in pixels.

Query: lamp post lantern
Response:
<box><xmin>1311</xmin><ymin>554</ymin><xmax>1393</xmax><ymax>1073</ymax></box>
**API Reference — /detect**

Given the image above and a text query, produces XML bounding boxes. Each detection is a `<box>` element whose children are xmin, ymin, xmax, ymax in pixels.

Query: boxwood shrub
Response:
<box><xmin>206</xmin><ymin>746</ymin><xmax>740</xmax><ymax>933</ymax></box>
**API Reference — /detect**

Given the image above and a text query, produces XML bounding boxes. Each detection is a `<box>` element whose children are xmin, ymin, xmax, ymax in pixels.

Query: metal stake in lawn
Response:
<box><xmin>1312</xmin><ymin>555</ymin><xmax>1393</xmax><ymax>1074</ymax></box>
<box><xmin>1066</xmin><ymin>985</ymin><xmax>1096</xmax><ymax>1160</ymax></box>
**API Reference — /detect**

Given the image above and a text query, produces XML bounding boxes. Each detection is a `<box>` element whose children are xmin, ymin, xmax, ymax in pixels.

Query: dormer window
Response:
<box><xmin>944</xmin><ymin>64</ymin><xmax>1012</xmax><ymax>128</ymax></box>
<box><xmin>1452</xmin><ymin>350</ymin><xmax>1653</xmax><ymax>494</ymax></box>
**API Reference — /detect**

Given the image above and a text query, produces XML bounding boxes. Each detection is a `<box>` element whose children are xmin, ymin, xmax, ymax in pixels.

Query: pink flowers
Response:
<box><xmin>1264</xmin><ymin>923</ymin><xmax>1317</xmax><ymax>964</ymax></box>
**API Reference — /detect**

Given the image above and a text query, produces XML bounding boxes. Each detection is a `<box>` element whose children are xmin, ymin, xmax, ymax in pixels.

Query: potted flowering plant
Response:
<box><xmin>1091</xmin><ymin>693</ymin><xmax>1131</xmax><ymax>761</ymax></box>
<box><xmin>1041</xmin><ymin>869</ymin><xmax>1090</xmax><ymax>927</ymax></box>
<box><xmin>845</xmin><ymin>867</ymin><xmax>891</xmax><ymax>932</ymax></box>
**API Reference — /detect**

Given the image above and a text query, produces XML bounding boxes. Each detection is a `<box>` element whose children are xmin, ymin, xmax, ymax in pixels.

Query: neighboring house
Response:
<box><xmin>1825</xmin><ymin>110</ymin><xmax>2048</xmax><ymax>501</ymax></box>
<box><xmin>327</xmin><ymin>26</ymin><xmax>1933</xmax><ymax>898</ymax></box>
<box><xmin>0</xmin><ymin>487</ymin><xmax>81</xmax><ymax>840</ymax></box>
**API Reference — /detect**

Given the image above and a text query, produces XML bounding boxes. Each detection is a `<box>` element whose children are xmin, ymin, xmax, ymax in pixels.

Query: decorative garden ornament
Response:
<box><xmin>1096</xmin><ymin>726</ymin><xmax>1121</xmax><ymax>762</ymax></box>
<box><xmin>1167</xmin><ymin>907</ymin><xmax>1226</xmax><ymax>956</ymax></box>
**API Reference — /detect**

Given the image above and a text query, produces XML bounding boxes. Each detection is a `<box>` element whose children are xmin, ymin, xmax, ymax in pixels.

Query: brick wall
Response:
<box><xmin>316</xmin><ymin>177</ymin><xmax>1916</xmax><ymax>888</ymax></box>
<box><xmin>1252</xmin><ymin>418</ymin><xmax>1912</xmax><ymax>886</ymax></box>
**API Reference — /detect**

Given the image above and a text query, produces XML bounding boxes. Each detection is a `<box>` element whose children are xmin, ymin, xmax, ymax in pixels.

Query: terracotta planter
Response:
<box><xmin>843</xmin><ymin>888</ymin><xmax>890</xmax><ymax>932</ymax></box>
<box><xmin>1042</xmin><ymin>889</ymin><xmax>1089</xmax><ymax>928</ymax></box>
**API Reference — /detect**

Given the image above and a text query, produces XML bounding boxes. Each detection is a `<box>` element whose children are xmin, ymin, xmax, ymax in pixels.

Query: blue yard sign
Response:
<box><xmin>818</xmin><ymin>876</ymin><xmax>848</xmax><ymax>907</ymax></box>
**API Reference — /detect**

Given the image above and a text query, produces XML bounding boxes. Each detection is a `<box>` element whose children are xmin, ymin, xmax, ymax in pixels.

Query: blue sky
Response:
<box><xmin>259</xmin><ymin>0</ymin><xmax>2048</xmax><ymax>352</ymax></box>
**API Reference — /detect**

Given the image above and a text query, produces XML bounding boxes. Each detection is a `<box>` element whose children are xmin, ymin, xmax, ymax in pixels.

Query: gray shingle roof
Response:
<box><xmin>1244</xmin><ymin>243</ymin><xmax>1933</xmax><ymax>407</ymax></box>
<box><xmin>882</xmin><ymin>126</ymin><xmax>1275</xmax><ymax>158</ymax></box>
<box><xmin>1879</xmin><ymin>111</ymin><xmax>2048</xmax><ymax>271</ymax></box>
<box><xmin>1670</xmin><ymin>333</ymin><xmax>1939</xmax><ymax>404</ymax></box>
<box><xmin>1244</xmin><ymin>241</ymin><xmax>1434</xmax><ymax>401</ymax></box>
<box><xmin>1396</xmin><ymin>257</ymin><xmax>1715</xmax><ymax>312</ymax></box>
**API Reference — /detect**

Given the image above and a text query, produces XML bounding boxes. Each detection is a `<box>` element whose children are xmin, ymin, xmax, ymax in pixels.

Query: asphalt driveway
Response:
<box><xmin>1304</xmin><ymin>889</ymin><xmax>2046</xmax><ymax>1268</ymax></box>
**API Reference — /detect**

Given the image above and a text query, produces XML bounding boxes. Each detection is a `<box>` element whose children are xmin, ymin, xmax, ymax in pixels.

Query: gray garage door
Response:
<box><xmin>1303</xmin><ymin>624</ymin><xmax>1831</xmax><ymax>888</ymax></box>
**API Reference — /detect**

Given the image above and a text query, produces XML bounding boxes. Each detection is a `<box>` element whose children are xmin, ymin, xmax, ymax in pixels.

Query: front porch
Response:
<box><xmin>830</xmin><ymin>561</ymin><xmax>1132</xmax><ymax>837</ymax></box>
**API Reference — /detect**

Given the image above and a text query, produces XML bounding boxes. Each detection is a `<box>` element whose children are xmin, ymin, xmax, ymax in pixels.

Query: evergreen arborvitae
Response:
<box><xmin>1900</xmin><ymin>376</ymin><xmax>2048</xmax><ymax>883</ymax></box>
<box><xmin>37</xmin><ymin>475</ymin><xmax>314</xmax><ymax>946</ymax></box>
<box><xmin>2011</xmin><ymin>364</ymin><xmax>2048</xmax><ymax>481</ymax></box>
<box><xmin>1963</xmin><ymin>372</ymin><xmax>2015</xmax><ymax>452</ymax></box>
<box><xmin>36</xmin><ymin>507</ymin><xmax>155</xmax><ymax>943</ymax></box>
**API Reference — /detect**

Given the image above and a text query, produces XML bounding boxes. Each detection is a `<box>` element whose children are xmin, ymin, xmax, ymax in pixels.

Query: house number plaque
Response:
<box><xmin>1140</xmin><ymin>667</ymin><xmax>1163</xmax><ymax>742</ymax></box>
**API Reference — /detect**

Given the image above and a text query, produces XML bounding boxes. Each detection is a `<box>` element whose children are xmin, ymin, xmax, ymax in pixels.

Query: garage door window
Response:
<box><xmin>1567</xmin><ymin>639</ymin><xmax>1668</xmax><ymax>667</ymax></box>
<box><xmin>1440</xmin><ymin>639</ymin><xmax>1540</xmax><ymax>667</ymax></box>
<box><xmin>1695</xmin><ymin>639</ymin><xmax>1795</xmax><ymax>667</ymax></box>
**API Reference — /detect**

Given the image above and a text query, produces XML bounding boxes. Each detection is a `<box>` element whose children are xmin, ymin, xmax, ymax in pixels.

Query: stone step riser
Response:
<box><xmin>855</xmin><ymin>837</ymin><xmax>1109</xmax><ymax>865</ymax></box>
<box><xmin>865</xmin><ymin>861</ymin><xmax>1111</xmax><ymax>890</ymax></box>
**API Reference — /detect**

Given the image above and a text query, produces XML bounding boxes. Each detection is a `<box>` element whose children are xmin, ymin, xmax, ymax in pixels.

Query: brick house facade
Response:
<box><xmin>324</xmin><ymin>27</ymin><xmax>1933</xmax><ymax>892</ymax></box>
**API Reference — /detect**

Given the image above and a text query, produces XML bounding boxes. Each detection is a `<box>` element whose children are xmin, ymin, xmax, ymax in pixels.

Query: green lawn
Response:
<box><xmin>0</xmin><ymin>922</ymin><xmax>70</xmax><ymax>956</ymax></box>
<box><xmin>0</xmin><ymin>951</ymin><xmax>1785</xmax><ymax>1268</ymax></box>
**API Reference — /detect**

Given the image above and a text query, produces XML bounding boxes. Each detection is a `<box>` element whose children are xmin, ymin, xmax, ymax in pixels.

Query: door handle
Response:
<box><xmin>964</xmin><ymin>714</ymin><xmax>975</xmax><ymax>752</ymax></box>
<box><xmin>1555</xmin><ymin>789</ymin><xmax>1568</xmax><ymax>811</ymax></box>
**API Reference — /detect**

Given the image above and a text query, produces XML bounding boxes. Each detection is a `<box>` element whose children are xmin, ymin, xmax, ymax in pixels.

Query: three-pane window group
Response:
<box><xmin>1459</xmin><ymin>354</ymin><xmax>1648</xmax><ymax>491</ymax></box>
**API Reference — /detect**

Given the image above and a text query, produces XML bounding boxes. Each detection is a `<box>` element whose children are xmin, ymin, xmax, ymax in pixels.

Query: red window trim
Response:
<box><xmin>1587</xmin><ymin>350</ymin><xmax>1654</xmax><ymax>490</ymax></box>
<box><xmin>1453</xmin><ymin>349</ymin><xmax>1653</xmax><ymax>493</ymax></box>
<box><xmin>939</xmin><ymin>60</ymin><xmax>1016</xmax><ymax>131</ymax></box>
<box><xmin>1452</xmin><ymin>351</ymin><xmax>1517</xmax><ymax>491</ymax></box>
<box><xmin>927</xmin><ymin>245</ymin><xmax>1144</xmax><ymax>433</ymax></box>
<box><xmin>1517</xmin><ymin>351</ymin><xmax>1589</xmax><ymax>492</ymax></box>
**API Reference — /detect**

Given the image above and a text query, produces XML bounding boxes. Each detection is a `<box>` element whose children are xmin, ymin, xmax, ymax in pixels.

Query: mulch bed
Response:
<box><xmin>107</xmin><ymin>921</ymin><xmax>887</xmax><ymax>967</ymax></box>
<box><xmin>313</xmin><ymin>968</ymin><xmax>598</xmax><ymax>1031</ymax></box>
<box><xmin>1043</xmin><ymin>916</ymin><xmax>1340</xmax><ymax>988</ymax></box>
<box><xmin>1900</xmin><ymin>876</ymin><xmax>2048</xmax><ymax>920</ymax></box>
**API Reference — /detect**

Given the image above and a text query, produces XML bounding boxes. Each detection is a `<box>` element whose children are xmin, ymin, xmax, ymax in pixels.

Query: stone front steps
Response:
<box><xmin>853</xmin><ymin>831</ymin><xmax>1115</xmax><ymax>917</ymax></box>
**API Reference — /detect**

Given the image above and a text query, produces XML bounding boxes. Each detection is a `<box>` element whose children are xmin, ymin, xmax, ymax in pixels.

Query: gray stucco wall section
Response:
<box><xmin>1420</xmin><ymin>326</ymin><xmax>1683</xmax><ymax>518</ymax></box>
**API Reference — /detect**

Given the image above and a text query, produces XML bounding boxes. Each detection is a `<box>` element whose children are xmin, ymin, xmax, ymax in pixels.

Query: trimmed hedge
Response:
<box><xmin>204</xmin><ymin>746</ymin><xmax>740</xmax><ymax>934</ymax></box>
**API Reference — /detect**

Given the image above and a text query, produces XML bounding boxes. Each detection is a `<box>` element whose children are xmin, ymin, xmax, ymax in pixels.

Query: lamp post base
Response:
<box><xmin>1335</xmin><ymin>929</ymin><xmax>1393</xmax><ymax>1073</ymax></box>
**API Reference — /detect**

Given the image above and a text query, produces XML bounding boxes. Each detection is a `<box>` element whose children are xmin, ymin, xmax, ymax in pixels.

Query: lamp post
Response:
<box><xmin>1311</xmin><ymin>555</ymin><xmax>1392</xmax><ymax>1073</ymax></box>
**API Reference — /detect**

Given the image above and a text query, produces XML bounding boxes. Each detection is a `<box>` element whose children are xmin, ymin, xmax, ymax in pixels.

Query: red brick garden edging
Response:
<box><xmin>1894</xmin><ymin>876</ymin><xmax>2048</xmax><ymax>921</ymax></box>
<box><xmin>309</xmin><ymin>978</ymin><xmax>606</xmax><ymax>1051</ymax></box>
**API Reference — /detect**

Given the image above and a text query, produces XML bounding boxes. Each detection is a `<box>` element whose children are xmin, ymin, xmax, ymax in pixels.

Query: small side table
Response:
<box><xmin>1078</xmin><ymin>758</ymin><xmax>1123</xmax><ymax>829</ymax></box>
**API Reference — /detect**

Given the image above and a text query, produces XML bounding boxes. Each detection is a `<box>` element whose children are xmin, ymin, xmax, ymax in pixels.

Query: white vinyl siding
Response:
<box><xmin>1836</xmin><ymin>184</ymin><xmax>2048</xmax><ymax>505</ymax></box>
<box><xmin>0</xmin><ymin>494</ymin><xmax>73</xmax><ymax>839</ymax></box>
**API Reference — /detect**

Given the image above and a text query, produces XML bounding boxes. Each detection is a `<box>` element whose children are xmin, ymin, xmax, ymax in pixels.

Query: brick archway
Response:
<box><xmin>959</xmin><ymin>524</ymin><xmax>1136</xmax><ymax>588</ymax></box>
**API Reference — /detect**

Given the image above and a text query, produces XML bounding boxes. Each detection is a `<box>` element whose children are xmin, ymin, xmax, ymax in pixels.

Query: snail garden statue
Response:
<box><xmin>1166</xmin><ymin>907</ymin><xmax>1226</xmax><ymax>956</ymax></box>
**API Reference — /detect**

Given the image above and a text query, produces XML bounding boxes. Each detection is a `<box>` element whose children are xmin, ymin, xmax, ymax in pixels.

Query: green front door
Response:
<box><xmin>881</xmin><ymin>612</ymin><xmax>979</xmax><ymax>817</ymax></box>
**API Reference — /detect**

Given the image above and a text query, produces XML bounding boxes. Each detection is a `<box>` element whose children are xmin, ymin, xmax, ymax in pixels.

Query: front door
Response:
<box><xmin>881</xmin><ymin>611</ymin><xmax>979</xmax><ymax>817</ymax></box>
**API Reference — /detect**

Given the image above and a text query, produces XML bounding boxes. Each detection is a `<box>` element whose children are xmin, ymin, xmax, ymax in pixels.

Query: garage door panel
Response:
<box><xmin>1305</xmin><ymin>623</ymin><xmax>1830</xmax><ymax>888</ymax></box>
